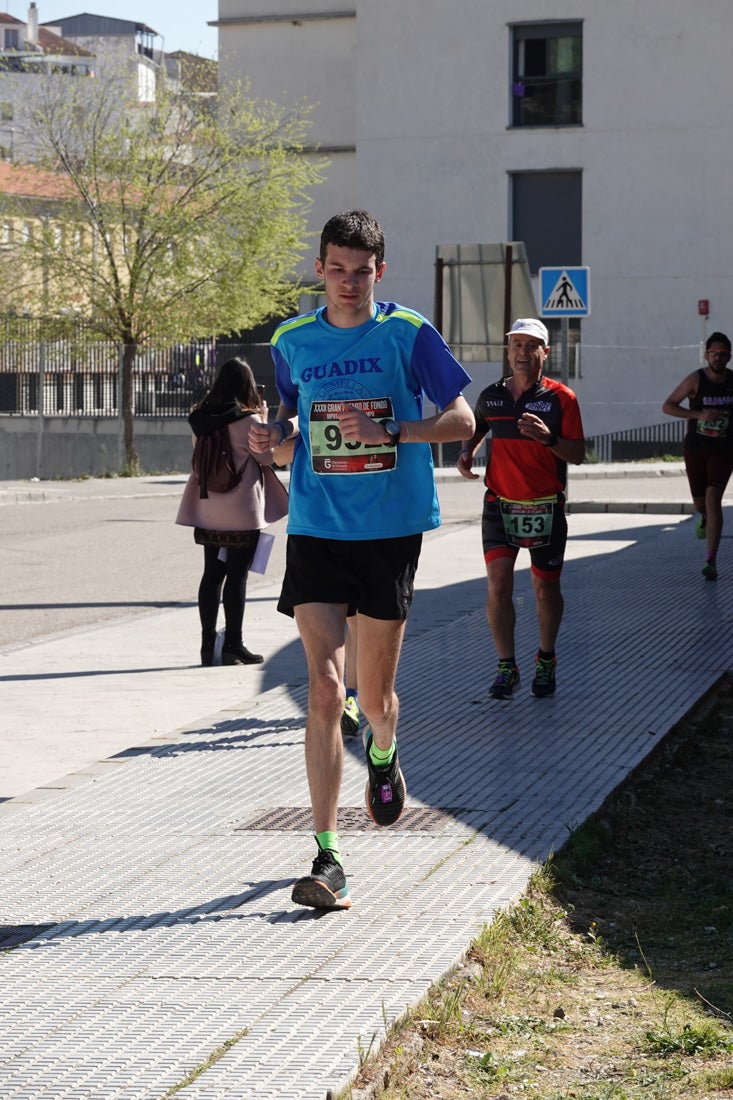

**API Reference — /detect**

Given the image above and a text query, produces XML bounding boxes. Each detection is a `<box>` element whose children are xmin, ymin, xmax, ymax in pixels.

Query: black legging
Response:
<box><xmin>198</xmin><ymin>542</ymin><xmax>257</xmax><ymax>647</ymax></box>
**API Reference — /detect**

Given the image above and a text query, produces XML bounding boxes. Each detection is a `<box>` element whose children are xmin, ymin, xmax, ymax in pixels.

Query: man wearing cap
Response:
<box><xmin>457</xmin><ymin>319</ymin><xmax>586</xmax><ymax>699</ymax></box>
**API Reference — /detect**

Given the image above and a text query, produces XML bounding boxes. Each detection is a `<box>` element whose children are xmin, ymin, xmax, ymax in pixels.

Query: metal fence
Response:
<box><xmin>0</xmin><ymin>326</ymin><xmax>279</xmax><ymax>417</ymax></box>
<box><xmin>0</xmin><ymin>318</ymin><xmax>690</xmax><ymax>467</ymax></box>
<box><xmin>588</xmin><ymin>419</ymin><xmax>686</xmax><ymax>462</ymax></box>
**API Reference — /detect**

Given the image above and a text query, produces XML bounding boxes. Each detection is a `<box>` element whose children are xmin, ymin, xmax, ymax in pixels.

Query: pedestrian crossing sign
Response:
<box><xmin>539</xmin><ymin>266</ymin><xmax>590</xmax><ymax>317</ymax></box>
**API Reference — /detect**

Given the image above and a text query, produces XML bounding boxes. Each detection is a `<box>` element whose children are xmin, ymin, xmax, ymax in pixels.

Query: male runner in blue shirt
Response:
<box><xmin>250</xmin><ymin>210</ymin><xmax>474</xmax><ymax>909</ymax></box>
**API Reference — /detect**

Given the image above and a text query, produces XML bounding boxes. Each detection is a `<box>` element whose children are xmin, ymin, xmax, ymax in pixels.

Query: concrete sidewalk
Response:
<box><xmin>1</xmin><ymin>472</ymin><xmax>731</xmax><ymax>1100</ymax></box>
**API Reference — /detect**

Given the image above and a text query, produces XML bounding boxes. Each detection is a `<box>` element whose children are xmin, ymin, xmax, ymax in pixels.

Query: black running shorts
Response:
<box><xmin>278</xmin><ymin>533</ymin><xmax>423</xmax><ymax>620</ymax></box>
<box><xmin>684</xmin><ymin>442</ymin><xmax>733</xmax><ymax>498</ymax></box>
<box><xmin>481</xmin><ymin>492</ymin><xmax>567</xmax><ymax>579</ymax></box>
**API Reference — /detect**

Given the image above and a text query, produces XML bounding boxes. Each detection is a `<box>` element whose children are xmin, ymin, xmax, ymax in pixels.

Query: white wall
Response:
<box><xmin>218</xmin><ymin>0</ymin><xmax>733</xmax><ymax>438</ymax></box>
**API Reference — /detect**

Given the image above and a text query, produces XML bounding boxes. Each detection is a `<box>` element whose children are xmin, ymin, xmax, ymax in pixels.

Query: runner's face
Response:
<box><xmin>315</xmin><ymin>244</ymin><xmax>386</xmax><ymax>328</ymax></box>
<box><xmin>507</xmin><ymin>334</ymin><xmax>548</xmax><ymax>380</ymax></box>
<box><xmin>706</xmin><ymin>342</ymin><xmax>731</xmax><ymax>375</ymax></box>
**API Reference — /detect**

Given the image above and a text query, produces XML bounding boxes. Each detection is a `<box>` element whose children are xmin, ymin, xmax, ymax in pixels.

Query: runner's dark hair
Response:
<box><xmin>319</xmin><ymin>210</ymin><xmax>385</xmax><ymax>267</ymax></box>
<box><xmin>706</xmin><ymin>331</ymin><xmax>731</xmax><ymax>352</ymax></box>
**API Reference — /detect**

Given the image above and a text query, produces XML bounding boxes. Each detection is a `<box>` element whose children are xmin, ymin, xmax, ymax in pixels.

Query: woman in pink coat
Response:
<box><xmin>176</xmin><ymin>357</ymin><xmax>276</xmax><ymax>666</ymax></box>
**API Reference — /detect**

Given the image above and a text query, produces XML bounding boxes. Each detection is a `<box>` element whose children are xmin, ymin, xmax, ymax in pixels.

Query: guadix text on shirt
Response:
<box><xmin>301</xmin><ymin>358</ymin><xmax>383</xmax><ymax>383</ymax></box>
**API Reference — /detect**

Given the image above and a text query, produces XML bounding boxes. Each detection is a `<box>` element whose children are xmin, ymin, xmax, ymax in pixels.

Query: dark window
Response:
<box><xmin>511</xmin><ymin>171</ymin><xmax>582</xmax><ymax>275</ymax></box>
<box><xmin>512</xmin><ymin>22</ymin><xmax>582</xmax><ymax>127</ymax></box>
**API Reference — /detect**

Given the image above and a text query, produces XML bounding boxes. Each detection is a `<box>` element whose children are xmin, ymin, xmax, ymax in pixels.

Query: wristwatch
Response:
<box><xmin>380</xmin><ymin>418</ymin><xmax>401</xmax><ymax>445</ymax></box>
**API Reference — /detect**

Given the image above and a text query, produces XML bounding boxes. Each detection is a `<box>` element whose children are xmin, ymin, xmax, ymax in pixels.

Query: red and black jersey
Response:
<box><xmin>474</xmin><ymin>375</ymin><xmax>585</xmax><ymax>500</ymax></box>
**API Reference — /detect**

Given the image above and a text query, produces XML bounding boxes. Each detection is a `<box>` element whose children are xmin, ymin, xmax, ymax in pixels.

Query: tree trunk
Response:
<box><xmin>121</xmin><ymin>340</ymin><xmax>140</xmax><ymax>473</ymax></box>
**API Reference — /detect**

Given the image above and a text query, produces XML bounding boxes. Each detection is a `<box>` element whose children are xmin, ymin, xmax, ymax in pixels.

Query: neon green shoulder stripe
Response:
<box><xmin>378</xmin><ymin>307</ymin><xmax>423</xmax><ymax>329</ymax></box>
<box><xmin>272</xmin><ymin>313</ymin><xmax>317</xmax><ymax>347</ymax></box>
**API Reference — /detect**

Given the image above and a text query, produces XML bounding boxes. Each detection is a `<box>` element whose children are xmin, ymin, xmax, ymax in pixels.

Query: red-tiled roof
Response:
<box><xmin>0</xmin><ymin>161</ymin><xmax>79</xmax><ymax>200</ymax></box>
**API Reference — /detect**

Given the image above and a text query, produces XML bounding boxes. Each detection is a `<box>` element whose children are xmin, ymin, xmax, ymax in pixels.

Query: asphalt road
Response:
<box><xmin>0</xmin><ymin>493</ymin><xmax>291</xmax><ymax>649</ymax></box>
<box><xmin>0</xmin><ymin>462</ymin><xmax>702</xmax><ymax>652</ymax></box>
<box><xmin>0</xmin><ymin>477</ymin><xmax>486</xmax><ymax>650</ymax></box>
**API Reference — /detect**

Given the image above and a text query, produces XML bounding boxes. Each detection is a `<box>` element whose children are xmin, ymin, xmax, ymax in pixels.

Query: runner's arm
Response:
<box><xmin>398</xmin><ymin>394</ymin><xmax>475</xmax><ymax>444</ymax></box>
<box><xmin>457</xmin><ymin>420</ymin><xmax>490</xmax><ymax>480</ymax></box>
<box><xmin>518</xmin><ymin>411</ymin><xmax>585</xmax><ymax>464</ymax></box>
<box><xmin>544</xmin><ymin>435</ymin><xmax>585</xmax><ymax>464</ymax></box>
<box><xmin>250</xmin><ymin>403</ymin><xmax>298</xmax><ymax>453</ymax></box>
<box><xmin>663</xmin><ymin>373</ymin><xmax>702</xmax><ymax>420</ymax></box>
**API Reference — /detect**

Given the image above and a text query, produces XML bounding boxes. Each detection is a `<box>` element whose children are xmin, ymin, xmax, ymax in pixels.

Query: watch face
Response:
<box><xmin>384</xmin><ymin>419</ymin><xmax>400</xmax><ymax>440</ymax></box>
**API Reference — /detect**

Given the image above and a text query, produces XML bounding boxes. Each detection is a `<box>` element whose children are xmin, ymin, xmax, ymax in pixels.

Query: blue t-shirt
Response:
<box><xmin>272</xmin><ymin>301</ymin><xmax>471</xmax><ymax>539</ymax></box>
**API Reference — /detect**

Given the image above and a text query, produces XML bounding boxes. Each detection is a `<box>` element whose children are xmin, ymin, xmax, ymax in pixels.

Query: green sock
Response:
<box><xmin>368</xmin><ymin>740</ymin><xmax>395</xmax><ymax>768</ymax></box>
<box><xmin>316</xmin><ymin>831</ymin><xmax>341</xmax><ymax>865</ymax></box>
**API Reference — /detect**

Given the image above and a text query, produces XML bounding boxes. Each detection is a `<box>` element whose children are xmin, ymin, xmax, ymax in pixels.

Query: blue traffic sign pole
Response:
<box><xmin>538</xmin><ymin>266</ymin><xmax>591</xmax><ymax>385</ymax></box>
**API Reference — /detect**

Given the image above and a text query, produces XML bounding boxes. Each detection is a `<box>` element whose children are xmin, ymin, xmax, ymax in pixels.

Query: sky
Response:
<box><xmin>3</xmin><ymin>1</ymin><xmax>218</xmax><ymax>58</ymax></box>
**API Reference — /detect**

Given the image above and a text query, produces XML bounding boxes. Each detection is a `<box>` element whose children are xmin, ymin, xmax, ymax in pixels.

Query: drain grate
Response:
<box><xmin>236</xmin><ymin>806</ymin><xmax>469</xmax><ymax>833</ymax></box>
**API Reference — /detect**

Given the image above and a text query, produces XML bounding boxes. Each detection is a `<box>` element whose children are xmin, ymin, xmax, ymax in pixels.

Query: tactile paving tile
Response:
<box><xmin>0</xmin><ymin>518</ymin><xmax>731</xmax><ymax>1098</ymax></box>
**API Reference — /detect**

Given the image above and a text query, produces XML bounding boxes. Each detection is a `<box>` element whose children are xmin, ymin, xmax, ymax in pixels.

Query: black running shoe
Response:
<box><xmin>291</xmin><ymin>844</ymin><xmax>351</xmax><ymax>910</ymax></box>
<box><xmin>340</xmin><ymin>694</ymin><xmax>360</xmax><ymax>737</ymax></box>
<box><xmin>363</xmin><ymin>726</ymin><xmax>406</xmax><ymax>827</ymax></box>
<box><xmin>531</xmin><ymin>653</ymin><xmax>557</xmax><ymax>697</ymax></box>
<box><xmin>489</xmin><ymin>661</ymin><xmax>520</xmax><ymax>699</ymax></box>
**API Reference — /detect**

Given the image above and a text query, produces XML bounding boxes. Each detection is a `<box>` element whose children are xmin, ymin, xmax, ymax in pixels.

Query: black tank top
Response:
<box><xmin>686</xmin><ymin>368</ymin><xmax>733</xmax><ymax>450</ymax></box>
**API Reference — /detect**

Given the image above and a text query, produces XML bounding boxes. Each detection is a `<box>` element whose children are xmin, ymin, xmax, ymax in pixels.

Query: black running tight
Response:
<box><xmin>198</xmin><ymin>542</ymin><xmax>257</xmax><ymax>646</ymax></box>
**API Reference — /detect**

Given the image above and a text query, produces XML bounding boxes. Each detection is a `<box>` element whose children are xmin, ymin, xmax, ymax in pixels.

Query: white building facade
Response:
<box><xmin>214</xmin><ymin>0</ymin><xmax>733</xmax><ymax>438</ymax></box>
<box><xmin>41</xmin><ymin>13</ymin><xmax>178</xmax><ymax>101</ymax></box>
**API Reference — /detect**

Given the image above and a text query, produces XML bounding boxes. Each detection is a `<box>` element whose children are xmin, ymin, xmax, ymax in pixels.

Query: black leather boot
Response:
<box><xmin>200</xmin><ymin>632</ymin><xmax>216</xmax><ymax>667</ymax></box>
<box><xmin>221</xmin><ymin>642</ymin><xmax>263</xmax><ymax>665</ymax></box>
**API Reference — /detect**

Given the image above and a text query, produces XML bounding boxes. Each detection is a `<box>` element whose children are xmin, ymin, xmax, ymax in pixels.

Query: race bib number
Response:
<box><xmin>500</xmin><ymin>497</ymin><xmax>555</xmax><ymax>548</ymax></box>
<box><xmin>697</xmin><ymin>411</ymin><xmax>730</xmax><ymax>438</ymax></box>
<box><xmin>309</xmin><ymin>397</ymin><xmax>397</xmax><ymax>474</ymax></box>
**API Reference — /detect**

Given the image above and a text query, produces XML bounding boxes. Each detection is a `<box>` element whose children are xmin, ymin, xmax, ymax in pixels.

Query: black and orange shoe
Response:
<box><xmin>291</xmin><ymin>843</ymin><xmax>351</xmax><ymax>910</ymax></box>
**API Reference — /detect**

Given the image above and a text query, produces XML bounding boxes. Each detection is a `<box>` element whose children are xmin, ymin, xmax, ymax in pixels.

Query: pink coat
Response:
<box><xmin>175</xmin><ymin>416</ymin><xmax>273</xmax><ymax>531</ymax></box>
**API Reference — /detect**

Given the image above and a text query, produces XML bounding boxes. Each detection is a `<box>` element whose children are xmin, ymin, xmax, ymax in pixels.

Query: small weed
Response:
<box><xmin>506</xmin><ymin>894</ymin><xmax>564</xmax><ymax>951</ymax></box>
<box><xmin>644</xmin><ymin>1019</ymin><xmax>733</xmax><ymax>1057</ymax></box>
<box><xmin>587</xmin><ymin>919</ymin><xmax>608</xmax><ymax>951</ymax></box>
<box><xmin>472</xmin><ymin>917</ymin><xmax>518</xmax><ymax>997</ymax></box>
<box><xmin>482</xmin><ymin>947</ymin><xmax>517</xmax><ymax>999</ymax></box>
<box><xmin>470</xmin><ymin>1048</ymin><xmax>510</xmax><ymax>1082</ymax></box>
<box><xmin>357</xmin><ymin>1031</ymin><xmax>378</xmax><ymax>1067</ymax></box>
<box><xmin>696</xmin><ymin>1065</ymin><xmax>733</xmax><ymax>1089</ymax></box>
